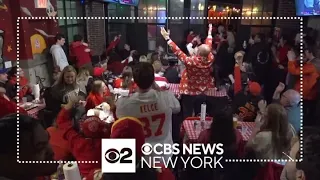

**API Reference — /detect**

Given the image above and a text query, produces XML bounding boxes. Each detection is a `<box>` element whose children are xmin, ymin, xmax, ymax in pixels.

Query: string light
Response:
<box><xmin>143</xmin><ymin>7</ymin><xmax>166</xmax><ymax>11</ymax></box>
<box><xmin>208</xmin><ymin>5</ymin><xmax>240</xmax><ymax>13</ymax></box>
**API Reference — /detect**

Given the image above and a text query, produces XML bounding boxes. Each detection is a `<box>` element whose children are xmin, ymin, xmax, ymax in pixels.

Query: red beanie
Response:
<box><xmin>111</xmin><ymin>117</ymin><xmax>145</xmax><ymax>157</ymax></box>
<box><xmin>248</xmin><ymin>81</ymin><xmax>262</xmax><ymax>96</ymax></box>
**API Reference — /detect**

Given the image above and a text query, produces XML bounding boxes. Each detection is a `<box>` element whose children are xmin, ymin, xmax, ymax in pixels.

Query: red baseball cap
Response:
<box><xmin>248</xmin><ymin>81</ymin><xmax>262</xmax><ymax>96</ymax></box>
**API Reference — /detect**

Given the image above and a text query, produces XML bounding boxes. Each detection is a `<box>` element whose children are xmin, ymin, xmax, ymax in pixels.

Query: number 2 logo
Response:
<box><xmin>139</xmin><ymin>113</ymin><xmax>165</xmax><ymax>138</ymax></box>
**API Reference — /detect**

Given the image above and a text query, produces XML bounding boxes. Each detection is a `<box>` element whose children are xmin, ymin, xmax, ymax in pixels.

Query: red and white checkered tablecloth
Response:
<box><xmin>181</xmin><ymin>120</ymin><xmax>255</xmax><ymax>142</ymax></box>
<box><xmin>20</xmin><ymin>103</ymin><xmax>46</xmax><ymax>119</ymax></box>
<box><xmin>168</xmin><ymin>83</ymin><xmax>227</xmax><ymax>97</ymax></box>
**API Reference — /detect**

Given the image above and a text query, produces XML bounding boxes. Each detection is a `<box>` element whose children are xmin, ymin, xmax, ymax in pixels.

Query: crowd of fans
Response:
<box><xmin>0</xmin><ymin>23</ymin><xmax>319</xmax><ymax>180</ymax></box>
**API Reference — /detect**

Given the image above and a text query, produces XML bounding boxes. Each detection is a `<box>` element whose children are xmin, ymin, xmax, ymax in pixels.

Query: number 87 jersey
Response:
<box><xmin>115</xmin><ymin>89</ymin><xmax>181</xmax><ymax>146</ymax></box>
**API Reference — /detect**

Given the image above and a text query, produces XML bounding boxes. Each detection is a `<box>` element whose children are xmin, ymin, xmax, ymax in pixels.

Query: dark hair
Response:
<box><xmin>296</xmin><ymin>127</ymin><xmax>320</xmax><ymax>180</ymax></box>
<box><xmin>209</xmin><ymin>105</ymin><xmax>236</xmax><ymax>148</ymax></box>
<box><xmin>7</xmin><ymin>66</ymin><xmax>18</xmax><ymax>78</ymax></box>
<box><xmin>132</xmin><ymin>62</ymin><xmax>154</xmax><ymax>90</ymax></box>
<box><xmin>228</xmin><ymin>25</ymin><xmax>234</xmax><ymax>31</ymax></box>
<box><xmin>73</xmin><ymin>34</ymin><xmax>83</xmax><ymax>42</ymax></box>
<box><xmin>305</xmin><ymin>45</ymin><xmax>317</xmax><ymax>56</ymax></box>
<box><xmin>0</xmin><ymin>114</ymin><xmax>38</xmax><ymax>154</ymax></box>
<box><xmin>55</xmin><ymin>34</ymin><xmax>65</xmax><ymax>42</ymax></box>
<box><xmin>256</xmin><ymin>33</ymin><xmax>266</xmax><ymax>42</ymax></box>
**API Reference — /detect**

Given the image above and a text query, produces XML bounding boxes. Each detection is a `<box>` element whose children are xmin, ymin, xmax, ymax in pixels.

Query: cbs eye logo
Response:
<box><xmin>105</xmin><ymin>148</ymin><xmax>133</xmax><ymax>164</ymax></box>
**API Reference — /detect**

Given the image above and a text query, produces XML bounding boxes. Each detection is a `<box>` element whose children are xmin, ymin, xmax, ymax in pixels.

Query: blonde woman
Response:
<box><xmin>48</xmin><ymin>66</ymin><xmax>85</xmax><ymax>113</ymax></box>
<box><xmin>76</xmin><ymin>67</ymin><xmax>93</xmax><ymax>94</ymax></box>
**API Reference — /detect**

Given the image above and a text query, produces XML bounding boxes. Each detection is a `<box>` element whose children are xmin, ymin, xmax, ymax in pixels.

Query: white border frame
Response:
<box><xmin>16</xmin><ymin>16</ymin><xmax>303</xmax><ymax>164</ymax></box>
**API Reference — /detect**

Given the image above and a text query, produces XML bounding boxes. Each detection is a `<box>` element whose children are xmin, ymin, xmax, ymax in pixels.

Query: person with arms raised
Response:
<box><xmin>160</xmin><ymin>25</ymin><xmax>214</xmax><ymax>119</ymax></box>
<box><xmin>287</xmin><ymin>49</ymin><xmax>318</xmax><ymax>125</ymax></box>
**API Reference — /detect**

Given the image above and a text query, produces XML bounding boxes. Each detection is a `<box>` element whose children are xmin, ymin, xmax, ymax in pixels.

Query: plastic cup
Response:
<box><xmin>233</xmin><ymin>117</ymin><xmax>238</xmax><ymax>129</ymax></box>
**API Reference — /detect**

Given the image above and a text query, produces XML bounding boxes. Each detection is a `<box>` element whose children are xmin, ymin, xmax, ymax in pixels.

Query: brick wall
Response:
<box><xmin>85</xmin><ymin>1</ymin><xmax>106</xmax><ymax>56</ymax></box>
<box><xmin>276</xmin><ymin>0</ymin><xmax>300</xmax><ymax>32</ymax></box>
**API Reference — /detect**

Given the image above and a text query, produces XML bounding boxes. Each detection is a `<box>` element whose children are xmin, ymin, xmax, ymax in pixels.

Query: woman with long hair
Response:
<box><xmin>246</xmin><ymin>103</ymin><xmax>293</xmax><ymax>160</ymax></box>
<box><xmin>46</xmin><ymin>66</ymin><xmax>85</xmax><ymax>114</ymax></box>
<box><xmin>185</xmin><ymin>106</ymin><xmax>241</xmax><ymax>180</ymax></box>
<box><xmin>76</xmin><ymin>67</ymin><xmax>93</xmax><ymax>94</ymax></box>
<box><xmin>85</xmin><ymin>80</ymin><xmax>110</xmax><ymax>111</ymax></box>
<box><xmin>113</xmin><ymin>66</ymin><xmax>136</xmax><ymax>92</ymax></box>
<box><xmin>198</xmin><ymin>106</ymin><xmax>241</xmax><ymax>152</ymax></box>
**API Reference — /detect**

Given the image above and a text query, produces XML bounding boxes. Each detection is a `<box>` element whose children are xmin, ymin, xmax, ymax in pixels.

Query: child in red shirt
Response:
<box><xmin>85</xmin><ymin>80</ymin><xmax>110</xmax><ymax>111</ymax></box>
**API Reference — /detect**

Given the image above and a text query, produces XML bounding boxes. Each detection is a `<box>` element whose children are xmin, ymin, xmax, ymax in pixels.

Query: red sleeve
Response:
<box><xmin>56</xmin><ymin>108</ymin><xmax>101</xmax><ymax>176</ymax></box>
<box><xmin>168</xmin><ymin>40</ymin><xmax>194</xmax><ymax>65</ymax></box>
<box><xmin>93</xmin><ymin>67</ymin><xmax>105</xmax><ymax>77</ymax></box>
<box><xmin>234</xmin><ymin>64</ymin><xmax>242</xmax><ymax>94</ymax></box>
<box><xmin>85</xmin><ymin>96</ymin><xmax>96</xmax><ymax>111</ymax></box>
<box><xmin>0</xmin><ymin>95</ymin><xmax>27</xmax><ymax>118</ymax></box>
<box><xmin>104</xmin><ymin>87</ymin><xmax>111</xmax><ymax>97</ymax></box>
<box><xmin>106</xmin><ymin>38</ymin><xmax>120</xmax><ymax>55</ymax></box>
<box><xmin>288</xmin><ymin>61</ymin><xmax>315</xmax><ymax>75</ymax></box>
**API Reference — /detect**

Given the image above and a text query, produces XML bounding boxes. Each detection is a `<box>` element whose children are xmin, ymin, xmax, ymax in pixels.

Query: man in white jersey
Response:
<box><xmin>116</xmin><ymin>62</ymin><xmax>181</xmax><ymax>161</ymax></box>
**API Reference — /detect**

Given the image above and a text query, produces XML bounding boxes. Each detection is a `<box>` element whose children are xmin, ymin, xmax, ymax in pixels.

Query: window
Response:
<box><xmin>108</xmin><ymin>3</ymin><xmax>135</xmax><ymax>23</ymax></box>
<box><xmin>57</xmin><ymin>0</ymin><xmax>85</xmax><ymax>43</ymax></box>
<box><xmin>148</xmin><ymin>25</ymin><xmax>166</xmax><ymax>51</ymax></box>
<box><xmin>138</xmin><ymin>0</ymin><xmax>167</xmax><ymax>23</ymax></box>
<box><xmin>190</xmin><ymin>0</ymin><xmax>205</xmax><ymax>24</ymax></box>
<box><xmin>169</xmin><ymin>0</ymin><xmax>184</xmax><ymax>24</ymax></box>
<box><xmin>241</xmin><ymin>0</ymin><xmax>274</xmax><ymax>25</ymax></box>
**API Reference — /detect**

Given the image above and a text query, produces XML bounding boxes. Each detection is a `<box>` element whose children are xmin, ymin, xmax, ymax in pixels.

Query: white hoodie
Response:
<box><xmin>50</xmin><ymin>44</ymin><xmax>69</xmax><ymax>71</ymax></box>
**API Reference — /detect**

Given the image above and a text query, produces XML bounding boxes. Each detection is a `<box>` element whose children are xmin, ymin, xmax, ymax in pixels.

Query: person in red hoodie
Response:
<box><xmin>70</xmin><ymin>35</ymin><xmax>93</xmax><ymax>75</ymax></box>
<box><xmin>85</xmin><ymin>80</ymin><xmax>111</xmax><ymax>111</ymax></box>
<box><xmin>82</xmin><ymin>117</ymin><xmax>175</xmax><ymax>180</ymax></box>
<box><xmin>56</xmin><ymin>99</ymin><xmax>111</xmax><ymax>177</ymax></box>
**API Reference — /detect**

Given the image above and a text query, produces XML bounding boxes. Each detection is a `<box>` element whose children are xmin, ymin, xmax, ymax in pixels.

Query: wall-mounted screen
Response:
<box><xmin>295</xmin><ymin>0</ymin><xmax>320</xmax><ymax>16</ymax></box>
<box><xmin>102</xmin><ymin>0</ymin><xmax>119</xmax><ymax>3</ymax></box>
<box><xmin>119</xmin><ymin>0</ymin><xmax>139</xmax><ymax>6</ymax></box>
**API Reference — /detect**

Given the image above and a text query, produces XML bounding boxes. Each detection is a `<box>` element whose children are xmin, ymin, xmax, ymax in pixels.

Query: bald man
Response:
<box><xmin>161</xmin><ymin>25</ymin><xmax>216</xmax><ymax>119</ymax></box>
<box><xmin>273</xmin><ymin>82</ymin><xmax>301</xmax><ymax>132</ymax></box>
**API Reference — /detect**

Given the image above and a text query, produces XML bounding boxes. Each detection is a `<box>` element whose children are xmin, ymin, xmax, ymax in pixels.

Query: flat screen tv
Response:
<box><xmin>295</xmin><ymin>0</ymin><xmax>320</xmax><ymax>16</ymax></box>
<box><xmin>119</xmin><ymin>0</ymin><xmax>139</xmax><ymax>6</ymax></box>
